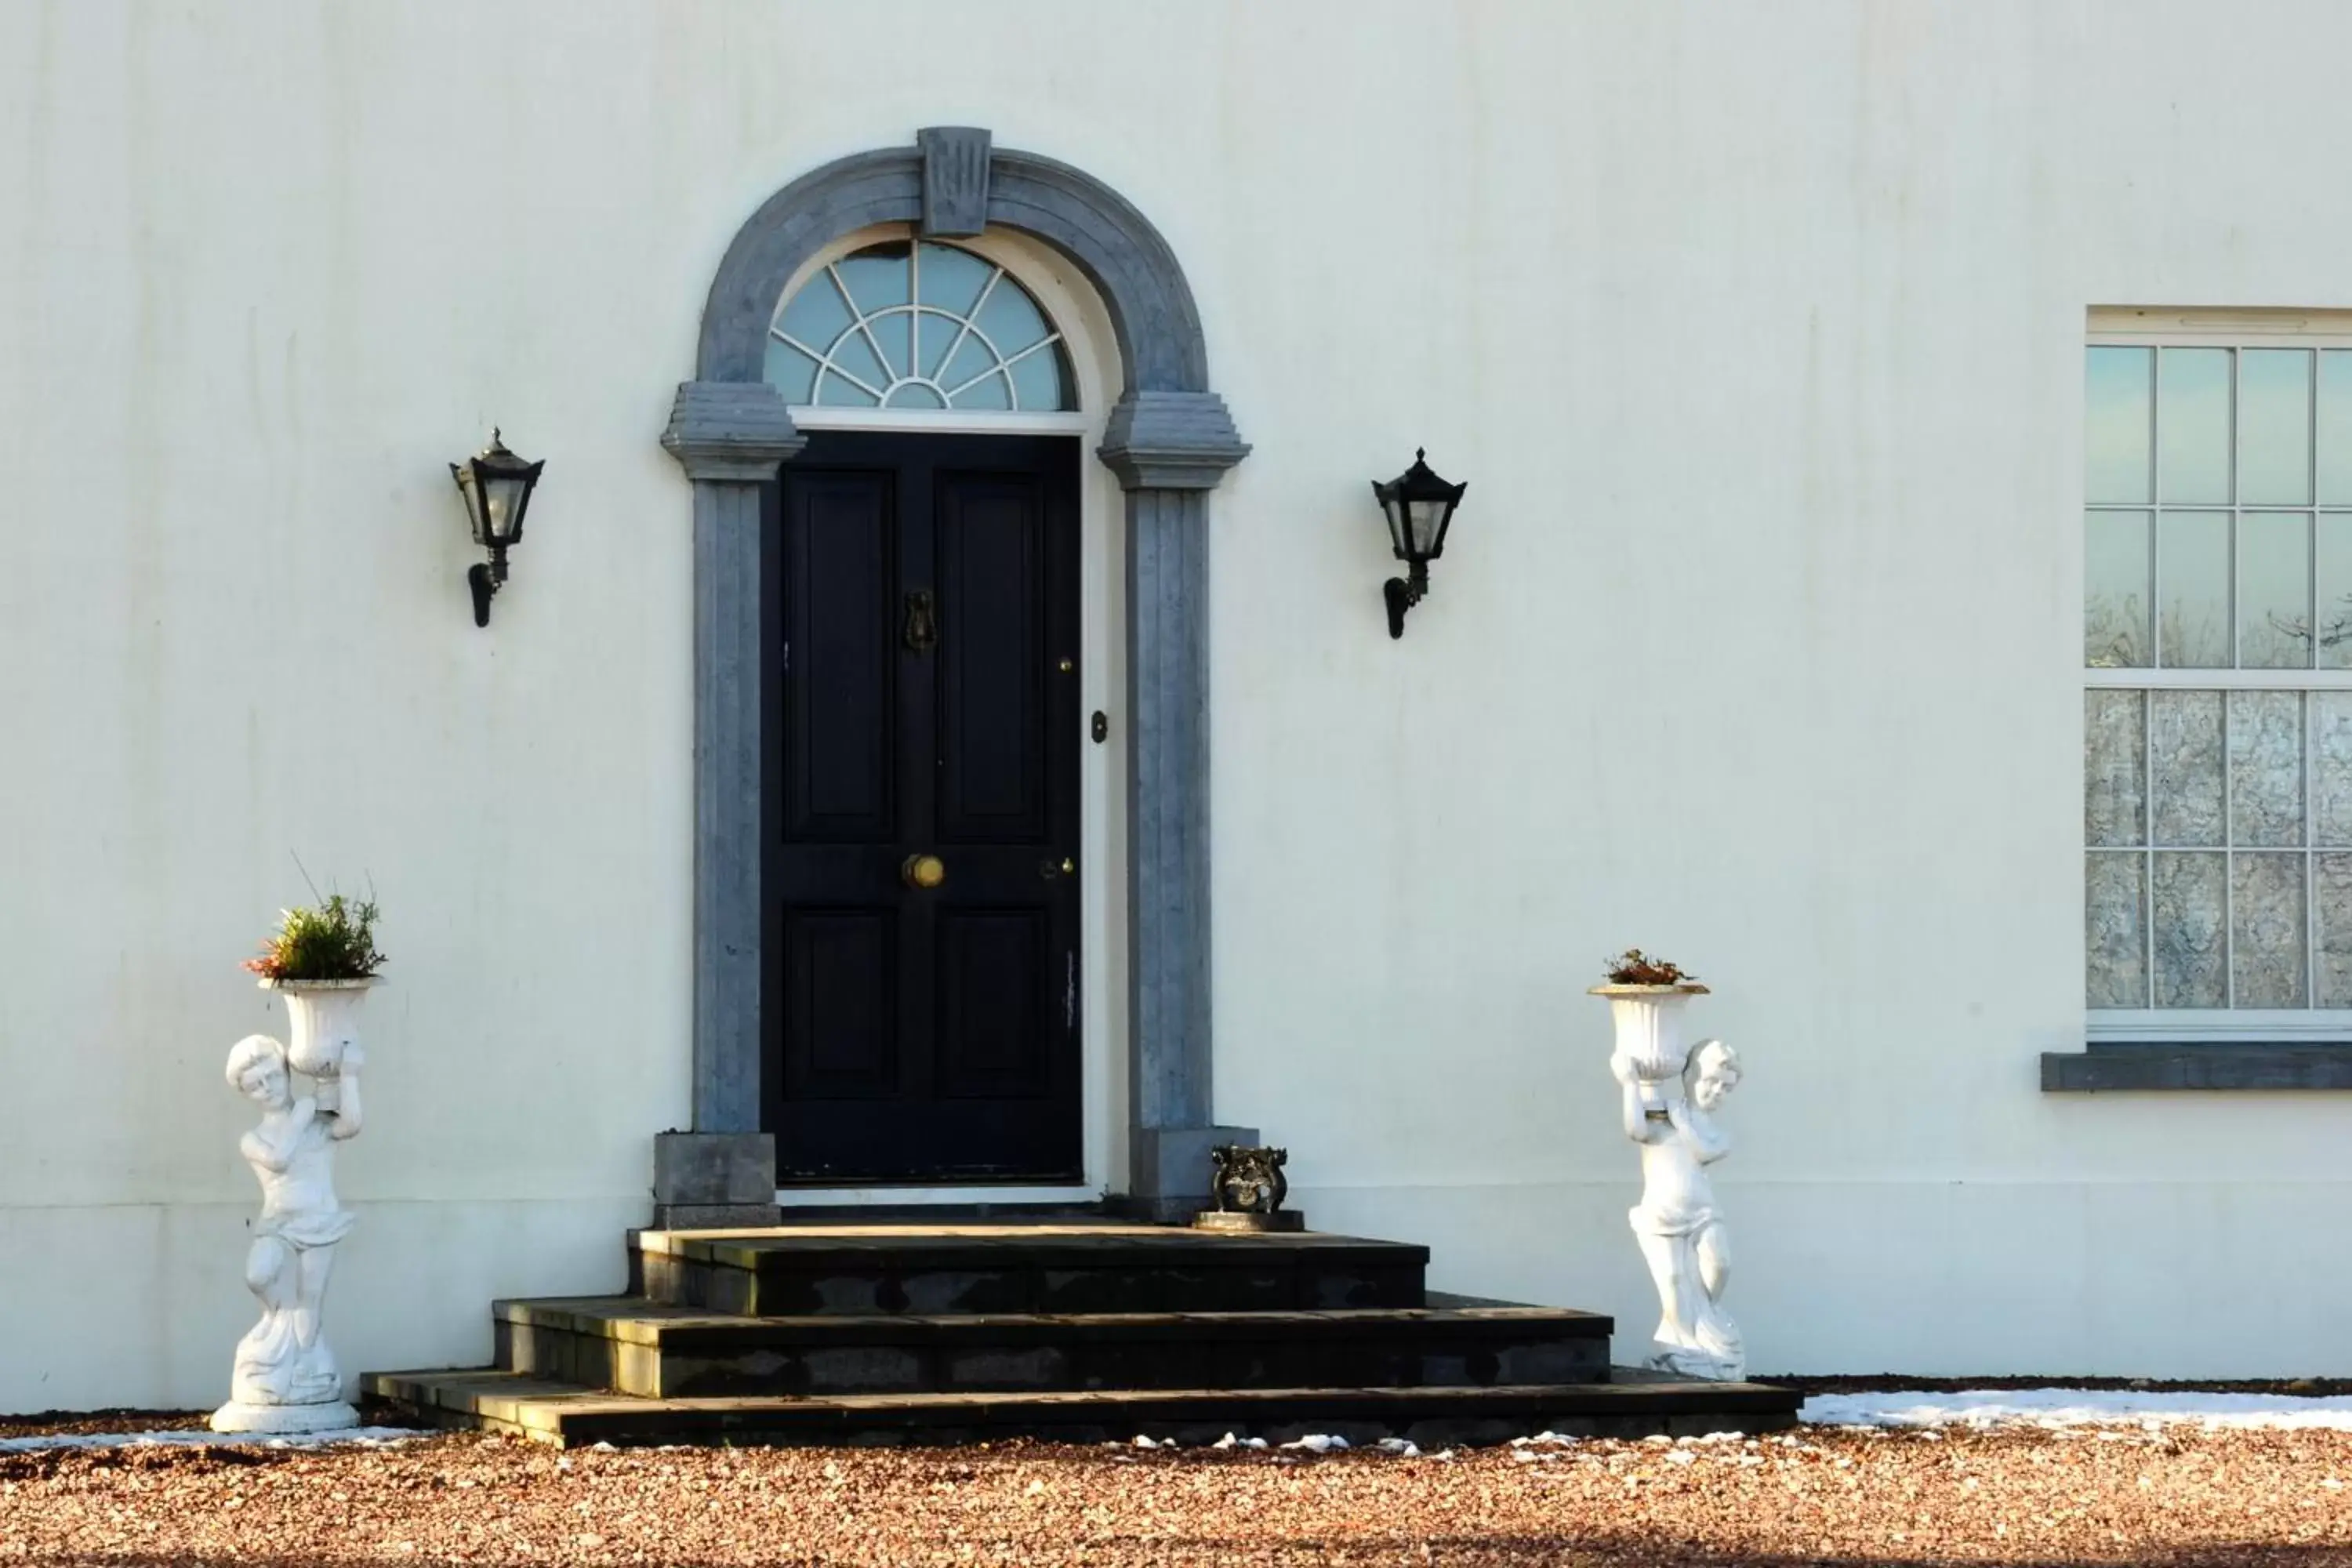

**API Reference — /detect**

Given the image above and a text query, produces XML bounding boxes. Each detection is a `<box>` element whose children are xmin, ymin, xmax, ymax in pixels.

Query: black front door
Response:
<box><xmin>766</xmin><ymin>431</ymin><xmax>1082</xmax><ymax>1182</ymax></box>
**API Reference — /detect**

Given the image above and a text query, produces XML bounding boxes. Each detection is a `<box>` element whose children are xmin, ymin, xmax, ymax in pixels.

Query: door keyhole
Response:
<box><xmin>902</xmin><ymin>589</ymin><xmax>938</xmax><ymax>653</ymax></box>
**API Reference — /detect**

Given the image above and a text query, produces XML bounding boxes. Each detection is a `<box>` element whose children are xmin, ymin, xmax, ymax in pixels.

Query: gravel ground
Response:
<box><xmin>3</xmin><ymin>1425</ymin><xmax>2350</xmax><ymax>1566</ymax></box>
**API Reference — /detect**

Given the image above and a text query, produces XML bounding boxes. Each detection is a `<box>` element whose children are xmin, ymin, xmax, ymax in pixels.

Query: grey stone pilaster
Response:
<box><xmin>1114</xmin><ymin>390</ymin><xmax>1250</xmax><ymax>1211</ymax></box>
<box><xmin>662</xmin><ymin>383</ymin><xmax>802</xmax><ymax>1212</ymax></box>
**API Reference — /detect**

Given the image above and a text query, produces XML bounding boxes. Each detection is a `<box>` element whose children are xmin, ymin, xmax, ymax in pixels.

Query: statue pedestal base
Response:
<box><xmin>1192</xmin><ymin>1210</ymin><xmax>1305</xmax><ymax>1233</ymax></box>
<box><xmin>209</xmin><ymin>1399</ymin><xmax>361</xmax><ymax>1436</ymax></box>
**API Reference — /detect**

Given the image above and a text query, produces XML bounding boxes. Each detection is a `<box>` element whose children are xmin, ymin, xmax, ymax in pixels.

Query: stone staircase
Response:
<box><xmin>363</xmin><ymin>1224</ymin><xmax>1799</xmax><ymax>1447</ymax></box>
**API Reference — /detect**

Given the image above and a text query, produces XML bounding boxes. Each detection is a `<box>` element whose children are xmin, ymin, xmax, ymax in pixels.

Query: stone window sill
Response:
<box><xmin>2042</xmin><ymin>1043</ymin><xmax>2352</xmax><ymax>1091</ymax></box>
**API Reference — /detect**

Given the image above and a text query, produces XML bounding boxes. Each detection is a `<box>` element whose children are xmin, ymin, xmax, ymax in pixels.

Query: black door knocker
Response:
<box><xmin>902</xmin><ymin>588</ymin><xmax>938</xmax><ymax>653</ymax></box>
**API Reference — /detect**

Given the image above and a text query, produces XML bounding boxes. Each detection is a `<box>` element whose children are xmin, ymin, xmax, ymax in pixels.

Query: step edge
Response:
<box><xmin>499</xmin><ymin>1300</ymin><xmax>1612</xmax><ymax>1342</ymax></box>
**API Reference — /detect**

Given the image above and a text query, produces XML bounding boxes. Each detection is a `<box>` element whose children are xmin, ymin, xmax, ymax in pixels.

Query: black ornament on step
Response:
<box><xmin>1210</xmin><ymin>1145</ymin><xmax>1289</xmax><ymax>1215</ymax></box>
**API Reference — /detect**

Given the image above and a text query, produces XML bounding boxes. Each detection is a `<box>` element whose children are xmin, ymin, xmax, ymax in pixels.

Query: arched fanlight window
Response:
<box><xmin>764</xmin><ymin>234</ymin><xmax>1076</xmax><ymax>412</ymax></box>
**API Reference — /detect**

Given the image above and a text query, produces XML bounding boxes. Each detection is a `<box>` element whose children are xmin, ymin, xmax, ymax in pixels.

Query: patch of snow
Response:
<box><xmin>1279</xmin><ymin>1433</ymin><xmax>1349</xmax><ymax>1454</ymax></box>
<box><xmin>0</xmin><ymin>1426</ymin><xmax>422</xmax><ymax>1455</ymax></box>
<box><xmin>1374</xmin><ymin>1437</ymin><xmax>1421</xmax><ymax>1457</ymax></box>
<box><xmin>1210</xmin><ymin>1432</ymin><xmax>1268</xmax><ymax>1451</ymax></box>
<box><xmin>1801</xmin><ymin>1388</ymin><xmax>2352</xmax><ymax>1432</ymax></box>
<box><xmin>1512</xmin><ymin>1432</ymin><xmax>1579</xmax><ymax>1448</ymax></box>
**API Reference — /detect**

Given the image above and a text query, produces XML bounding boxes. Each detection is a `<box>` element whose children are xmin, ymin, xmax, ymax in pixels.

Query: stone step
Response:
<box><xmin>363</xmin><ymin>1367</ymin><xmax>1802</xmax><ymax>1450</ymax></box>
<box><xmin>495</xmin><ymin>1297</ymin><xmax>1612</xmax><ymax>1399</ymax></box>
<box><xmin>632</xmin><ymin>1225</ymin><xmax>1428</xmax><ymax>1316</ymax></box>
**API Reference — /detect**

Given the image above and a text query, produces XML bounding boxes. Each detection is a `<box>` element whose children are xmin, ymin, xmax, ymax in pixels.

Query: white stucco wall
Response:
<box><xmin>2</xmin><ymin>0</ymin><xmax>2345</xmax><ymax>1410</ymax></box>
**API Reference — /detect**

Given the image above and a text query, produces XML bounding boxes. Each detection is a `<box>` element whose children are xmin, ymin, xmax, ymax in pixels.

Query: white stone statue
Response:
<box><xmin>1611</xmin><ymin>1036</ymin><xmax>1744</xmax><ymax>1381</ymax></box>
<box><xmin>210</xmin><ymin>1030</ymin><xmax>364</xmax><ymax>1432</ymax></box>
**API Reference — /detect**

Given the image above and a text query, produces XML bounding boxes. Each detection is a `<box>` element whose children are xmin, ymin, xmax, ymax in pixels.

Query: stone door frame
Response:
<box><xmin>655</xmin><ymin>129</ymin><xmax>1251</xmax><ymax>1224</ymax></box>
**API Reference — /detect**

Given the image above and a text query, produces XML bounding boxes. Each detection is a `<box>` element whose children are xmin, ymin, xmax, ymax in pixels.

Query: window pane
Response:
<box><xmin>2232</xmin><ymin>852</ymin><xmax>2309</xmax><ymax>1007</ymax></box>
<box><xmin>916</xmin><ymin>311</ymin><xmax>964</xmax><ymax>381</ymax></box>
<box><xmin>2085</xmin><ymin>691</ymin><xmax>2146</xmax><ymax>847</ymax></box>
<box><xmin>2318</xmin><ymin>854</ymin><xmax>2352</xmax><ymax>1006</ymax></box>
<box><xmin>2158</xmin><ymin>511</ymin><xmax>2230</xmax><ymax>667</ymax></box>
<box><xmin>2317</xmin><ymin>516</ymin><xmax>2352</xmax><ymax>668</ymax></box>
<box><xmin>2312</xmin><ymin>691</ymin><xmax>2352</xmax><ymax>845</ymax></box>
<box><xmin>974</xmin><ymin>274</ymin><xmax>1051</xmax><ymax>358</ymax></box>
<box><xmin>2086</xmin><ymin>853</ymin><xmax>2148</xmax><ymax>1007</ymax></box>
<box><xmin>2320</xmin><ymin>350</ymin><xmax>2352</xmax><ymax>503</ymax></box>
<box><xmin>2238</xmin><ymin>511</ymin><xmax>2312</xmax><ymax>669</ymax></box>
<box><xmin>2152</xmin><ymin>851</ymin><xmax>2228</xmax><ymax>1006</ymax></box>
<box><xmin>835</xmin><ymin>245</ymin><xmax>913</xmax><ymax>314</ymax></box>
<box><xmin>2228</xmin><ymin>690</ymin><xmax>2304</xmax><ymax>847</ymax></box>
<box><xmin>2160</xmin><ymin>347</ymin><xmax>2234</xmax><ymax>504</ymax></box>
<box><xmin>2151</xmin><ymin>690</ymin><xmax>2224</xmax><ymax>846</ymax></box>
<box><xmin>1008</xmin><ymin>339</ymin><xmax>1072</xmax><ymax>412</ymax></box>
<box><xmin>776</xmin><ymin>271</ymin><xmax>855</xmax><ymax>354</ymax></box>
<box><xmin>916</xmin><ymin>243</ymin><xmax>993</xmax><ymax>317</ymax></box>
<box><xmin>825</xmin><ymin>331</ymin><xmax>891</xmax><ymax>398</ymax></box>
<box><xmin>2238</xmin><ymin>349</ymin><xmax>2314</xmax><ymax>504</ymax></box>
<box><xmin>763</xmin><ymin>337</ymin><xmax>818</xmax><ymax>404</ymax></box>
<box><xmin>2085</xmin><ymin>347</ymin><xmax>2153</xmax><ymax>503</ymax></box>
<box><xmin>812</xmin><ymin>369</ymin><xmax>879</xmax><ymax>408</ymax></box>
<box><xmin>2086</xmin><ymin>510</ymin><xmax>2152</xmax><ymax>667</ymax></box>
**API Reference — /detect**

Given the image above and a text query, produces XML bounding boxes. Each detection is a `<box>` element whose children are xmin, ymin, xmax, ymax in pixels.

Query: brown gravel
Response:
<box><xmin>3</xmin><ymin>1426</ymin><xmax>2350</xmax><ymax>1566</ymax></box>
<box><xmin>0</xmin><ymin>1412</ymin><xmax>208</xmax><ymax>1441</ymax></box>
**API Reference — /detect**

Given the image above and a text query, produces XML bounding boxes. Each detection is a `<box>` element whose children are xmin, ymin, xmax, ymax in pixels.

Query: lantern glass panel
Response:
<box><xmin>1378</xmin><ymin>492</ymin><xmax>1410</xmax><ymax>557</ymax></box>
<box><xmin>483</xmin><ymin>472</ymin><xmax>530</xmax><ymax>545</ymax></box>
<box><xmin>1408</xmin><ymin>497</ymin><xmax>1450</xmax><ymax>557</ymax></box>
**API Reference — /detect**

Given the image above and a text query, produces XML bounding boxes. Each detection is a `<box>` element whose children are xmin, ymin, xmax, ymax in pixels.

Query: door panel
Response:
<box><xmin>938</xmin><ymin>908</ymin><xmax>1051</xmax><ymax>1097</ymax></box>
<box><xmin>782</xmin><ymin>471</ymin><xmax>897</xmax><ymax>843</ymax></box>
<box><xmin>782</xmin><ymin>910</ymin><xmax>897</xmax><ymax>1092</ymax></box>
<box><xmin>937</xmin><ymin>474</ymin><xmax>1047</xmax><ymax>842</ymax></box>
<box><xmin>767</xmin><ymin>431</ymin><xmax>1082</xmax><ymax>1182</ymax></box>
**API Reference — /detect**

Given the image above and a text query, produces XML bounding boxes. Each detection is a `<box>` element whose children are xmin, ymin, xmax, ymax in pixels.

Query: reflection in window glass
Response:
<box><xmin>2239</xmin><ymin>349</ymin><xmax>2314</xmax><ymax>505</ymax></box>
<box><xmin>2085</xmin><ymin>510</ymin><xmax>2151</xmax><ymax>667</ymax></box>
<box><xmin>2238</xmin><ymin>511</ymin><xmax>2313</xmax><ymax>669</ymax></box>
<box><xmin>2085</xmin><ymin>347</ymin><xmax>2153</xmax><ymax>503</ymax></box>
<box><xmin>2160</xmin><ymin>348</ymin><xmax>2233</xmax><ymax>503</ymax></box>
<box><xmin>2158</xmin><ymin>511</ymin><xmax>2230</xmax><ymax>668</ymax></box>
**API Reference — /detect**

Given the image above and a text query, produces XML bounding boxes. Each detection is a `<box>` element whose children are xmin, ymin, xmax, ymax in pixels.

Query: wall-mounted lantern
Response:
<box><xmin>1371</xmin><ymin>448</ymin><xmax>1468</xmax><ymax>638</ymax></box>
<box><xmin>448</xmin><ymin>430</ymin><xmax>545</xmax><ymax>627</ymax></box>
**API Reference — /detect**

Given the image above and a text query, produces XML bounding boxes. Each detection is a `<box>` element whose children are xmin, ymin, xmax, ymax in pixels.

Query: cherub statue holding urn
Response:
<box><xmin>1592</xmin><ymin>950</ymin><xmax>1746</xmax><ymax>1381</ymax></box>
<box><xmin>212</xmin><ymin>895</ymin><xmax>382</xmax><ymax>1434</ymax></box>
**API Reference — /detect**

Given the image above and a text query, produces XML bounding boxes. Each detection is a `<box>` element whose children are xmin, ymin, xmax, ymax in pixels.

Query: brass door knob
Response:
<box><xmin>902</xmin><ymin>854</ymin><xmax>946</xmax><ymax>891</ymax></box>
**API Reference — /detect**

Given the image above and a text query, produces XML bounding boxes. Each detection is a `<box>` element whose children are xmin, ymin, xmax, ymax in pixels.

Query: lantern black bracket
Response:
<box><xmin>449</xmin><ymin>429</ymin><xmax>545</xmax><ymax>630</ymax></box>
<box><xmin>1383</xmin><ymin>563</ymin><xmax>1428</xmax><ymax>640</ymax></box>
<box><xmin>1371</xmin><ymin>448</ymin><xmax>1466</xmax><ymax>641</ymax></box>
<box><xmin>467</xmin><ymin>554</ymin><xmax>507</xmax><ymax>628</ymax></box>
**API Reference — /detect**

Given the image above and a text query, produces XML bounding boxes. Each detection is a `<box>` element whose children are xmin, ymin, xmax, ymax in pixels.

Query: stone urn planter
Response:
<box><xmin>1588</xmin><ymin>981</ymin><xmax>1711</xmax><ymax>1084</ymax></box>
<box><xmin>265</xmin><ymin>977</ymin><xmax>373</xmax><ymax>1079</ymax></box>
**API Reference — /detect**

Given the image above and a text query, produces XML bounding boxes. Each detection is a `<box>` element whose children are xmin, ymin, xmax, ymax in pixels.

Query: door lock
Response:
<box><xmin>1039</xmin><ymin>856</ymin><xmax>1076</xmax><ymax>880</ymax></box>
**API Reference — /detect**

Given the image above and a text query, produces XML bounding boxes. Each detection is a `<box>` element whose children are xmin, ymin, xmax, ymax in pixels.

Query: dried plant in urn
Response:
<box><xmin>1598</xmin><ymin>949</ymin><xmax>1704</xmax><ymax>989</ymax></box>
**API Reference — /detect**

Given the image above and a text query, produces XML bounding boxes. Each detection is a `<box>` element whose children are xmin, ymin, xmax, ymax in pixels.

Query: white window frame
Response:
<box><xmin>2087</xmin><ymin>307</ymin><xmax>2352</xmax><ymax>1042</ymax></box>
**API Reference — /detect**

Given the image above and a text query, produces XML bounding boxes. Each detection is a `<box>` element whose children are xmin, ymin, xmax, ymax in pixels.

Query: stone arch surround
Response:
<box><xmin>658</xmin><ymin>129</ymin><xmax>1251</xmax><ymax>1221</ymax></box>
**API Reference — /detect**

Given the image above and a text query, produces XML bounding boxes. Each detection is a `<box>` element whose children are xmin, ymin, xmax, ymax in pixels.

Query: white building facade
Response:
<box><xmin>3</xmin><ymin>0</ymin><xmax>2347</xmax><ymax>1412</ymax></box>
